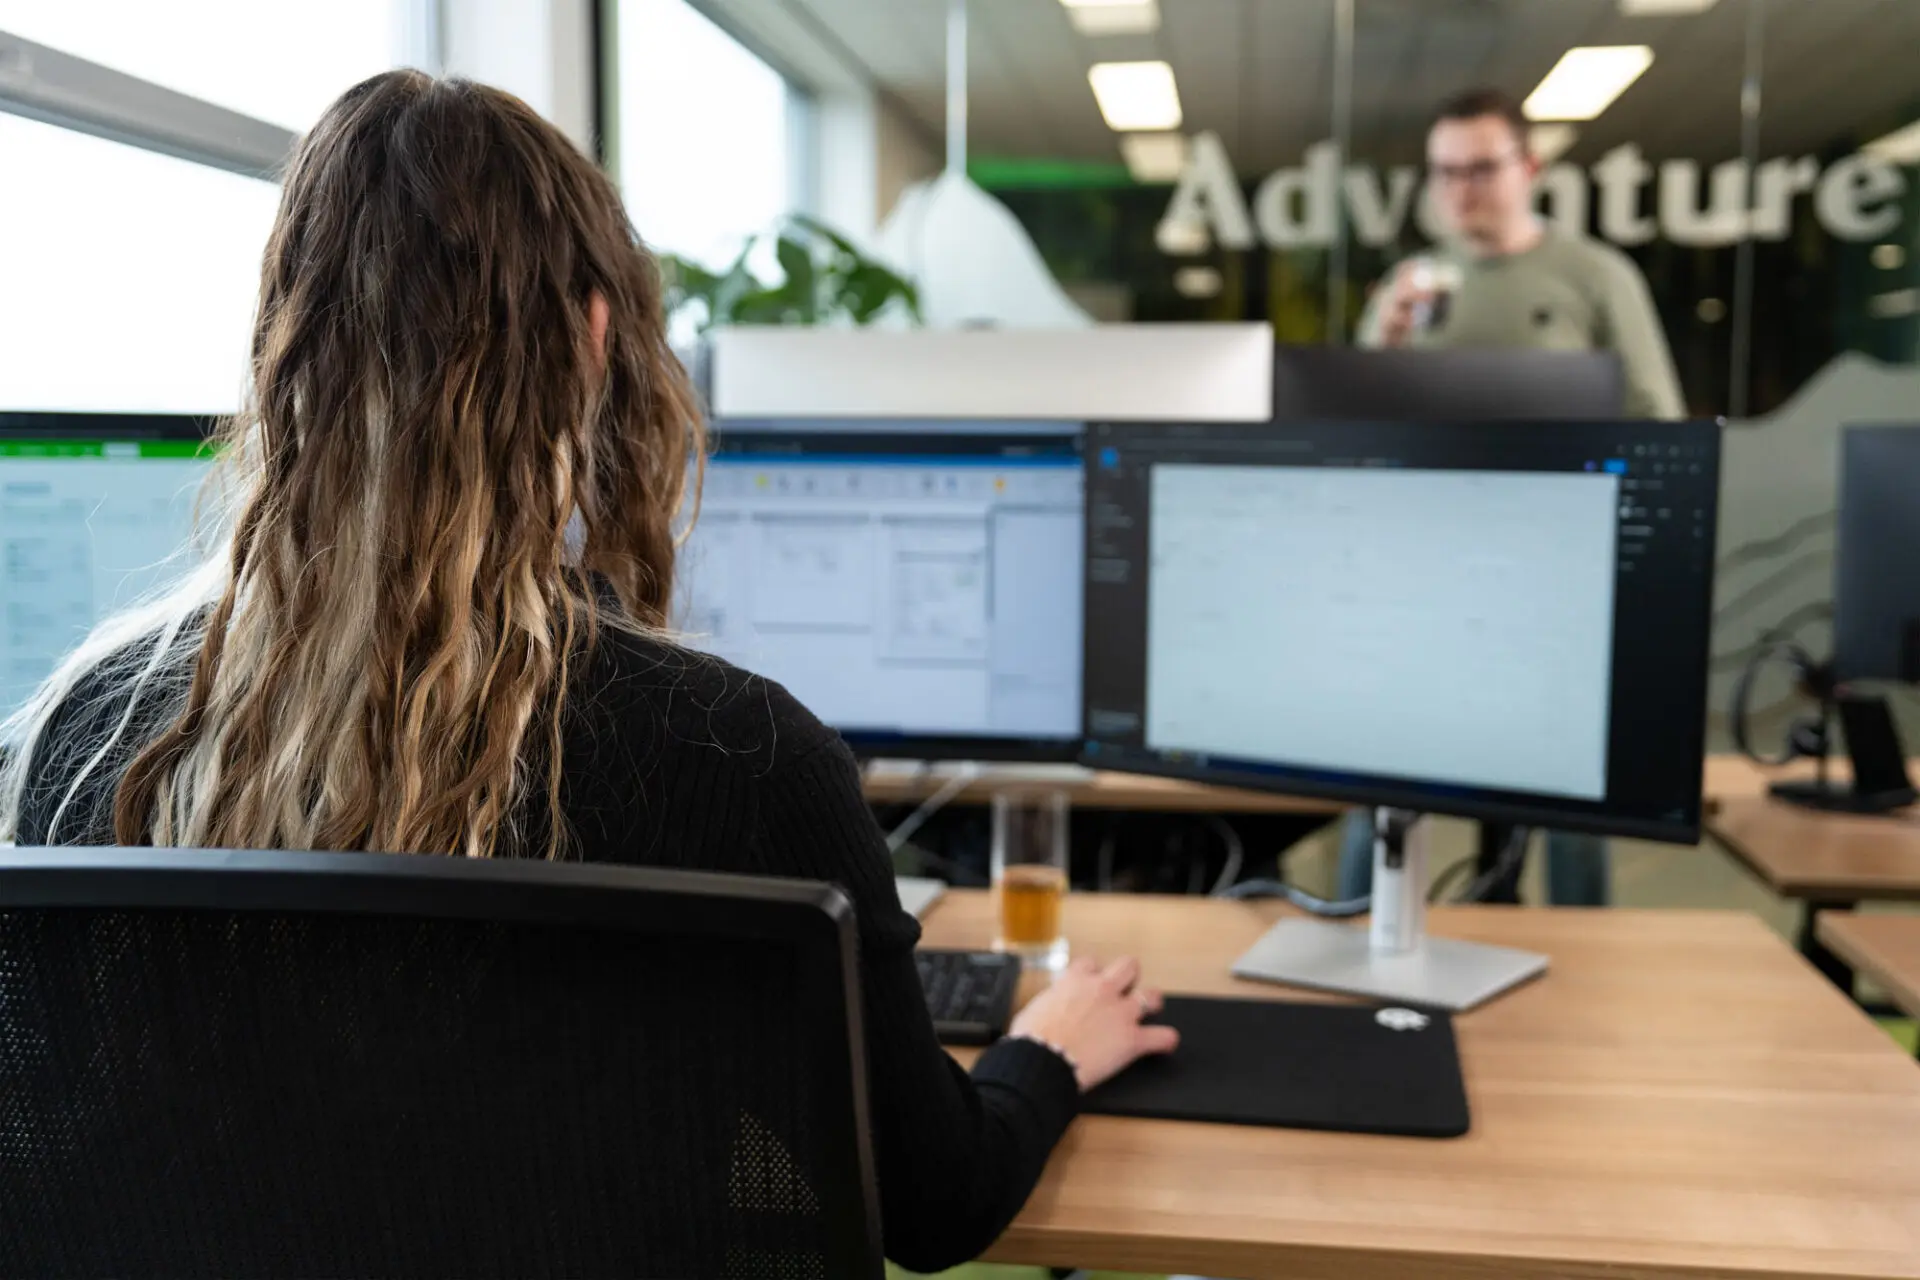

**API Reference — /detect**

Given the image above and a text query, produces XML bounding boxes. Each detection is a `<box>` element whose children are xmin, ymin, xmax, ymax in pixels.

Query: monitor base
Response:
<box><xmin>1232</xmin><ymin>810</ymin><xmax>1547</xmax><ymax>1012</ymax></box>
<box><xmin>1231</xmin><ymin>918</ymin><xmax>1548</xmax><ymax>1012</ymax></box>
<box><xmin>1768</xmin><ymin>779</ymin><xmax>1918</xmax><ymax>815</ymax></box>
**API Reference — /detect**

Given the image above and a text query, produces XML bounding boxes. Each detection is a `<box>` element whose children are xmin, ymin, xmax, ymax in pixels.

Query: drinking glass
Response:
<box><xmin>992</xmin><ymin>790</ymin><xmax>1070</xmax><ymax>972</ymax></box>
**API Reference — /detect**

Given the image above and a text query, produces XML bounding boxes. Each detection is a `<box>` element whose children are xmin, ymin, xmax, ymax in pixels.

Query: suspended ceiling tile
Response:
<box><xmin>1158</xmin><ymin>0</ymin><xmax>1249</xmax><ymax>160</ymax></box>
<box><xmin>1247</xmin><ymin>0</ymin><xmax>1338</xmax><ymax>173</ymax></box>
<box><xmin>1594</xmin><ymin>0</ymin><xmax>1747</xmax><ymax>161</ymax></box>
<box><xmin>775</xmin><ymin>0</ymin><xmax>941</xmax><ymax>84</ymax></box>
<box><xmin>745</xmin><ymin>0</ymin><xmax>1920</xmax><ymax>173</ymax></box>
<box><xmin>972</xmin><ymin>0</ymin><xmax>1101</xmax><ymax>156</ymax></box>
<box><xmin>1751</xmin><ymin>0</ymin><xmax>1919</xmax><ymax>156</ymax></box>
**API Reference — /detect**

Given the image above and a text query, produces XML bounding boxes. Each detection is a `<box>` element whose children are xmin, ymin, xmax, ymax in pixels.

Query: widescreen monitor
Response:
<box><xmin>1080</xmin><ymin>417</ymin><xmax>1721</xmax><ymax>842</ymax></box>
<box><xmin>679</xmin><ymin>419</ymin><xmax>1084</xmax><ymax>761</ymax></box>
<box><xmin>1834</xmin><ymin>423</ymin><xmax>1920</xmax><ymax>684</ymax></box>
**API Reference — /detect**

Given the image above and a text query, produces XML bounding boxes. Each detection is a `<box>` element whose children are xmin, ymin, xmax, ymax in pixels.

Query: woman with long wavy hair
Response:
<box><xmin>0</xmin><ymin>70</ymin><xmax>1173</xmax><ymax>1272</ymax></box>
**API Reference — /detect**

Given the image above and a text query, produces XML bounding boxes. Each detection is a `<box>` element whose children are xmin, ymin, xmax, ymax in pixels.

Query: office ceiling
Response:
<box><xmin>764</xmin><ymin>0</ymin><xmax>1920</xmax><ymax>171</ymax></box>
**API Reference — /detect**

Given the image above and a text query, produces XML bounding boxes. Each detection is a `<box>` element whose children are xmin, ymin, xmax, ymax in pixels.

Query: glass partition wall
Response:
<box><xmin>979</xmin><ymin>0</ymin><xmax>1919</xmax><ymax>741</ymax></box>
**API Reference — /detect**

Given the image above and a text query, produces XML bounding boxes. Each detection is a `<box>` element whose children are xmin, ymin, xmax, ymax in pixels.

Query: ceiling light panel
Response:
<box><xmin>1174</xmin><ymin>266</ymin><xmax>1224</xmax><ymax>300</ymax></box>
<box><xmin>1528</xmin><ymin>124</ymin><xmax>1579</xmax><ymax>165</ymax></box>
<box><xmin>1523</xmin><ymin>46</ymin><xmax>1655</xmax><ymax>121</ymax></box>
<box><xmin>1089</xmin><ymin>61</ymin><xmax>1183</xmax><ymax>132</ymax></box>
<box><xmin>1864</xmin><ymin>119</ymin><xmax>1920</xmax><ymax>166</ymax></box>
<box><xmin>1121</xmin><ymin>133</ymin><xmax>1189</xmax><ymax>183</ymax></box>
<box><xmin>1620</xmin><ymin>0</ymin><xmax>1719</xmax><ymax>13</ymax></box>
<box><xmin>1062</xmin><ymin>0</ymin><xmax>1159</xmax><ymax>35</ymax></box>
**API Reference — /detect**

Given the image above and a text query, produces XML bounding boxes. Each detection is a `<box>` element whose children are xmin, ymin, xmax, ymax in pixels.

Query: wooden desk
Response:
<box><xmin>1700</xmin><ymin>753</ymin><xmax>1842</xmax><ymax>809</ymax></box>
<box><xmin>1818</xmin><ymin>913</ymin><xmax>1920</xmax><ymax>1034</ymax></box>
<box><xmin>922</xmin><ymin>892</ymin><xmax>1920</xmax><ymax>1280</ymax></box>
<box><xmin>864</xmin><ymin>755</ymin><xmax>1848</xmax><ymax>817</ymax></box>
<box><xmin>1709</xmin><ymin>801</ymin><xmax>1920</xmax><ymax>901</ymax></box>
<box><xmin>862</xmin><ymin>766</ymin><xmax>1341</xmax><ymax>816</ymax></box>
<box><xmin>1708</xmin><ymin>799</ymin><xmax>1920</xmax><ymax>989</ymax></box>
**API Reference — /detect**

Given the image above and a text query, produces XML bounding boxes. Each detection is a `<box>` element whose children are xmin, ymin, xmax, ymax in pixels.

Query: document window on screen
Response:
<box><xmin>1143</xmin><ymin>465</ymin><xmax>1619</xmax><ymax>800</ymax></box>
<box><xmin>1</xmin><ymin>441</ymin><xmax>213</xmax><ymax>716</ymax></box>
<box><xmin>677</xmin><ymin>424</ymin><xmax>1083</xmax><ymax>745</ymax></box>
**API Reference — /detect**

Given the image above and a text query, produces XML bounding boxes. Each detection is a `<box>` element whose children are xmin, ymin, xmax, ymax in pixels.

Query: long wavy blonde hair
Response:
<box><xmin>0</xmin><ymin>71</ymin><xmax>701</xmax><ymax>858</ymax></box>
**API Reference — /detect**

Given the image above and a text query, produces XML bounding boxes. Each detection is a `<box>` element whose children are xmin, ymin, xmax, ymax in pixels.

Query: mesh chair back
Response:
<box><xmin>0</xmin><ymin>849</ymin><xmax>882</xmax><ymax>1280</ymax></box>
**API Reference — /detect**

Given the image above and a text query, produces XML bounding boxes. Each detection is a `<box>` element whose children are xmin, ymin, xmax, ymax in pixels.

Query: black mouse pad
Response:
<box><xmin>1083</xmin><ymin>996</ymin><xmax>1470</xmax><ymax>1138</ymax></box>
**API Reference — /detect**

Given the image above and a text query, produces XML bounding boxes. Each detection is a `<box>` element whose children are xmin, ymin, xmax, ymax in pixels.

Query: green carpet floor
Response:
<box><xmin>1880</xmin><ymin>1018</ymin><xmax>1919</xmax><ymax>1055</ymax></box>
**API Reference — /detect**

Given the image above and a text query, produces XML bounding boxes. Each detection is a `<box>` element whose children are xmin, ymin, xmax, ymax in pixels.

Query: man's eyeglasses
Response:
<box><xmin>1428</xmin><ymin>151</ymin><xmax>1525</xmax><ymax>186</ymax></box>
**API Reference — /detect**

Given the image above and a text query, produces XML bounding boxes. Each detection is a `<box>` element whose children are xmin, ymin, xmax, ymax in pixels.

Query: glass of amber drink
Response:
<box><xmin>992</xmin><ymin>790</ymin><xmax>1069</xmax><ymax>972</ymax></box>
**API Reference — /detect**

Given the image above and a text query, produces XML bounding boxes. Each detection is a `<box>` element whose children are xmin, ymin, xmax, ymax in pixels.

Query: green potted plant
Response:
<box><xmin>662</xmin><ymin>214</ymin><xmax>922</xmax><ymax>335</ymax></box>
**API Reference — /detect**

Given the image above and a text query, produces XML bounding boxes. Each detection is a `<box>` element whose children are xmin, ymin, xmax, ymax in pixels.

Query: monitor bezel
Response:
<box><xmin>1076</xmin><ymin>416</ymin><xmax>1724</xmax><ymax>846</ymax></box>
<box><xmin>1078</xmin><ymin>743</ymin><xmax>1703</xmax><ymax>843</ymax></box>
<box><xmin>844</xmin><ymin>730</ymin><xmax>1082</xmax><ymax>766</ymax></box>
<box><xmin>0</xmin><ymin>411</ymin><xmax>218</xmax><ymax>441</ymax></box>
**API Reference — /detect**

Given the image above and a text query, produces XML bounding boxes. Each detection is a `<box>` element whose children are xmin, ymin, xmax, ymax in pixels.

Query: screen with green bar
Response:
<box><xmin>0</xmin><ymin>440</ymin><xmax>215</xmax><ymax>459</ymax></box>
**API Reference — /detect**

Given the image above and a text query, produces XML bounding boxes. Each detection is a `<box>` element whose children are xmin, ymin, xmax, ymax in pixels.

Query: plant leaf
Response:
<box><xmin>729</xmin><ymin>285</ymin><xmax>794</xmax><ymax>326</ymax></box>
<box><xmin>709</xmin><ymin>238</ymin><xmax>769</xmax><ymax>326</ymax></box>
<box><xmin>788</xmin><ymin>213</ymin><xmax>861</xmax><ymax>259</ymax></box>
<box><xmin>775</xmin><ymin>234</ymin><xmax>819</xmax><ymax>324</ymax></box>
<box><xmin>835</xmin><ymin>264</ymin><xmax>887</xmax><ymax>325</ymax></box>
<box><xmin>676</xmin><ymin>216</ymin><xmax>923</xmax><ymax>329</ymax></box>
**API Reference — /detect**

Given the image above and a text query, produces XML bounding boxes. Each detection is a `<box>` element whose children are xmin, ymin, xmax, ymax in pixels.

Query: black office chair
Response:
<box><xmin>0</xmin><ymin>848</ymin><xmax>883</xmax><ymax>1280</ymax></box>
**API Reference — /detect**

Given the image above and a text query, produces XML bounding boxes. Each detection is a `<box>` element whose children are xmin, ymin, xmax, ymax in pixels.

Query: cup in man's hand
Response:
<box><xmin>1406</xmin><ymin>258</ymin><xmax>1464</xmax><ymax>335</ymax></box>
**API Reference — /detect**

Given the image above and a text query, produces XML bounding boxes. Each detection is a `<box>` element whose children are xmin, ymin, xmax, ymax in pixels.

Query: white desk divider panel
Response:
<box><xmin>710</xmin><ymin>324</ymin><xmax>1274</xmax><ymax>423</ymax></box>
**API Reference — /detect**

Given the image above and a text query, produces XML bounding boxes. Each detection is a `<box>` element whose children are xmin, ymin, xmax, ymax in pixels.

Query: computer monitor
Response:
<box><xmin>1080</xmin><ymin>417</ymin><xmax>1722</xmax><ymax>843</ymax></box>
<box><xmin>1834</xmin><ymin>423</ymin><xmax>1920</xmax><ymax>683</ymax></box>
<box><xmin>679</xmin><ymin>419</ymin><xmax>1084</xmax><ymax>761</ymax></box>
<box><xmin>0</xmin><ymin>412</ymin><xmax>216</xmax><ymax>718</ymax></box>
<box><xmin>1271</xmin><ymin>346</ymin><xmax>1625</xmax><ymax>422</ymax></box>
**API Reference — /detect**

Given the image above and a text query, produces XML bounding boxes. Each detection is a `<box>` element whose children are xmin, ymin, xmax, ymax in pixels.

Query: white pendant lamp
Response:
<box><xmin>872</xmin><ymin>0</ymin><xmax>1091</xmax><ymax>329</ymax></box>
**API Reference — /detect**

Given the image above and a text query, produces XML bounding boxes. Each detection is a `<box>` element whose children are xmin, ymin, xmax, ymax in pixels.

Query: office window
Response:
<box><xmin>0</xmin><ymin>0</ymin><xmax>409</xmax><ymax>131</ymax></box>
<box><xmin>614</xmin><ymin>0</ymin><xmax>796</xmax><ymax>270</ymax></box>
<box><xmin>0</xmin><ymin>113</ymin><xmax>280</xmax><ymax>414</ymax></box>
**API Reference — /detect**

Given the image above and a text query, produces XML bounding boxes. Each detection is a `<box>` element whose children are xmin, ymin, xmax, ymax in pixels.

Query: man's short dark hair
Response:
<box><xmin>1431</xmin><ymin>88</ymin><xmax>1530</xmax><ymax>152</ymax></box>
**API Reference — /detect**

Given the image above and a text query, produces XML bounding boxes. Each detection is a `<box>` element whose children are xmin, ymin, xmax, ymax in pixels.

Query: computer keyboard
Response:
<box><xmin>916</xmin><ymin>949</ymin><xmax>1022</xmax><ymax>1046</ymax></box>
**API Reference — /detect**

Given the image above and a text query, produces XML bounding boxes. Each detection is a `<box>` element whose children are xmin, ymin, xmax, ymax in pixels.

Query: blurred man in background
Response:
<box><xmin>1338</xmin><ymin>87</ymin><xmax>1684</xmax><ymax>906</ymax></box>
<box><xmin>1360</xmin><ymin>87</ymin><xmax>1683</xmax><ymax>417</ymax></box>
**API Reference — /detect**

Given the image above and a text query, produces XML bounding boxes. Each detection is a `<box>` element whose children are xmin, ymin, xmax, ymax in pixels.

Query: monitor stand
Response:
<box><xmin>1231</xmin><ymin>809</ymin><xmax>1549</xmax><ymax>1012</ymax></box>
<box><xmin>1768</xmin><ymin>691</ymin><xmax>1917</xmax><ymax>815</ymax></box>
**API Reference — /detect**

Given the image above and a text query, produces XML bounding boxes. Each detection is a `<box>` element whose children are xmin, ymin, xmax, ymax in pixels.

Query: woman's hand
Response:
<box><xmin>1008</xmin><ymin>955</ymin><xmax>1179</xmax><ymax>1092</ymax></box>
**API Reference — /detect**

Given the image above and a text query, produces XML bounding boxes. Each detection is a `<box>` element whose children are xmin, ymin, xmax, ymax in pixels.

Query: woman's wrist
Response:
<box><xmin>1004</xmin><ymin>1031</ymin><xmax>1085</xmax><ymax>1091</ymax></box>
